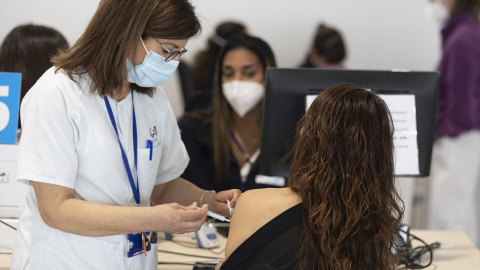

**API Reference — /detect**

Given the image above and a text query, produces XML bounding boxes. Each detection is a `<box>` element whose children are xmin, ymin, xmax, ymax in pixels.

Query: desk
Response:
<box><xmin>406</xmin><ymin>230</ymin><xmax>480</xmax><ymax>270</ymax></box>
<box><xmin>156</xmin><ymin>230</ymin><xmax>480</xmax><ymax>270</ymax></box>
<box><xmin>1</xmin><ymin>230</ymin><xmax>479</xmax><ymax>269</ymax></box>
<box><xmin>157</xmin><ymin>232</ymin><xmax>224</xmax><ymax>270</ymax></box>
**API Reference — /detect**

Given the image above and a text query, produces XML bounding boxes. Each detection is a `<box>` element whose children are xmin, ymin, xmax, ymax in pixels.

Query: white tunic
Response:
<box><xmin>11</xmin><ymin>67</ymin><xmax>189</xmax><ymax>269</ymax></box>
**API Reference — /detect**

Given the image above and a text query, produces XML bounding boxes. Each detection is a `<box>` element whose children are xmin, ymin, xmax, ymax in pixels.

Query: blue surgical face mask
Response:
<box><xmin>126</xmin><ymin>38</ymin><xmax>179</xmax><ymax>87</ymax></box>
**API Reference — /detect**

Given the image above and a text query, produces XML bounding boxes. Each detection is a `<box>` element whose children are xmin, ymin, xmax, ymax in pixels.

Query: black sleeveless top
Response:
<box><xmin>220</xmin><ymin>203</ymin><xmax>303</xmax><ymax>270</ymax></box>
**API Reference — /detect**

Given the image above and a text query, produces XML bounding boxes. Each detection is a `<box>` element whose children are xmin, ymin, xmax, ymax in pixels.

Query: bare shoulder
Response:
<box><xmin>224</xmin><ymin>188</ymin><xmax>301</xmax><ymax>258</ymax></box>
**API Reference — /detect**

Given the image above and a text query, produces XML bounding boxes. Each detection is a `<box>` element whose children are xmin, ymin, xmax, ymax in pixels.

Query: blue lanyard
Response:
<box><xmin>231</xmin><ymin>132</ymin><xmax>253</xmax><ymax>166</ymax></box>
<box><xmin>104</xmin><ymin>91</ymin><xmax>140</xmax><ymax>205</ymax></box>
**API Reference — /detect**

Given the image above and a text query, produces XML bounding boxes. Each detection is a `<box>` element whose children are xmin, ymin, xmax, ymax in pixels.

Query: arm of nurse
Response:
<box><xmin>32</xmin><ymin>180</ymin><xmax>208</xmax><ymax>237</ymax></box>
<box><xmin>151</xmin><ymin>177</ymin><xmax>241</xmax><ymax>218</ymax></box>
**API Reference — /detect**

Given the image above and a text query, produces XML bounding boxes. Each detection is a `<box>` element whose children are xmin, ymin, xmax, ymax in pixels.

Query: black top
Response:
<box><xmin>220</xmin><ymin>203</ymin><xmax>303</xmax><ymax>270</ymax></box>
<box><xmin>178</xmin><ymin>115</ymin><xmax>280</xmax><ymax>192</ymax></box>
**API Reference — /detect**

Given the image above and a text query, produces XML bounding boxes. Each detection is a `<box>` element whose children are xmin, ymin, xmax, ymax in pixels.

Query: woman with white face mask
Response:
<box><xmin>426</xmin><ymin>0</ymin><xmax>480</xmax><ymax>248</ymax></box>
<box><xmin>178</xmin><ymin>33</ymin><xmax>278</xmax><ymax>192</ymax></box>
<box><xmin>11</xmin><ymin>0</ymin><xmax>240</xmax><ymax>269</ymax></box>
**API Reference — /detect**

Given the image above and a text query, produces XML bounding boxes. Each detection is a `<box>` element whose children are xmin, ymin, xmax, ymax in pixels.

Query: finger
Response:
<box><xmin>170</xmin><ymin>219</ymin><xmax>205</xmax><ymax>234</ymax></box>
<box><xmin>169</xmin><ymin>211</ymin><xmax>206</xmax><ymax>233</ymax></box>
<box><xmin>174</xmin><ymin>201</ymin><xmax>197</xmax><ymax>211</ymax></box>
<box><xmin>228</xmin><ymin>190</ymin><xmax>241</xmax><ymax>208</ymax></box>
<box><xmin>188</xmin><ymin>201</ymin><xmax>197</xmax><ymax>209</ymax></box>
<box><xmin>179</xmin><ymin>204</ymin><xmax>207</xmax><ymax>221</ymax></box>
<box><xmin>216</xmin><ymin>189</ymin><xmax>241</xmax><ymax>207</ymax></box>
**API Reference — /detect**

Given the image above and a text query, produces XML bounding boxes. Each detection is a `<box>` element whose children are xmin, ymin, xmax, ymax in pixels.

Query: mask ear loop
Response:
<box><xmin>129</xmin><ymin>37</ymin><xmax>150</xmax><ymax>79</ymax></box>
<box><xmin>140</xmin><ymin>37</ymin><xmax>149</xmax><ymax>53</ymax></box>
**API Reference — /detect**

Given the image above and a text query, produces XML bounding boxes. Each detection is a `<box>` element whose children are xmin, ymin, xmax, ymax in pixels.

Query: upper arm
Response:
<box><xmin>32</xmin><ymin>181</ymin><xmax>75</xmax><ymax>228</ymax></box>
<box><xmin>18</xmin><ymin>73</ymin><xmax>79</xmax><ymax>188</ymax></box>
<box><xmin>224</xmin><ymin>190</ymin><xmax>264</xmax><ymax>258</ymax></box>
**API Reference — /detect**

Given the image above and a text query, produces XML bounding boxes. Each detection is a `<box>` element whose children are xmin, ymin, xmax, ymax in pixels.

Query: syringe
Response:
<box><xmin>195</xmin><ymin>206</ymin><xmax>230</xmax><ymax>222</ymax></box>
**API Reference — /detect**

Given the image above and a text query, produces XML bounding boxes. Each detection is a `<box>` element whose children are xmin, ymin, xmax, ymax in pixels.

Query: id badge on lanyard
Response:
<box><xmin>127</xmin><ymin>232</ymin><xmax>151</xmax><ymax>257</ymax></box>
<box><xmin>104</xmin><ymin>92</ymin><xmax>150</xmax><ymax>257</ymax></box>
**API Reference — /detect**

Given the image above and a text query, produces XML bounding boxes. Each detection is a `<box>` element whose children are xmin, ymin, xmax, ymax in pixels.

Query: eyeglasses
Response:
<box><xmin>154</xmin><ymin>38</ymin><xmax>187</xmax><ymax>62</ymax></box>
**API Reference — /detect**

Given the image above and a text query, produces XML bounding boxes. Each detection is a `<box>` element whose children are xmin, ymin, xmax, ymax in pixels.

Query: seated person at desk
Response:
<box><xmin>0</xmin><ymin>23</ymin><xmax>69</xmax><ymax>129</ymax></box>
<box><xmin>217</xmin><ymin>84</ymin><xmax>404</xmax><ymax>269</ymax></box>
<box><xmin>299</xmin><ymin>23</ymin><xmax>346</xmax><ymax>69</ymax></box>
<box><xmin>178</xmin><ymin>34</ymin><xmax>277</xmax><ymax>192</ymax></box>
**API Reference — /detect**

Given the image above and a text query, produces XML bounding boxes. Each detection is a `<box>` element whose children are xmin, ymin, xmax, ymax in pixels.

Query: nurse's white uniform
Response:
<box><xmin>11</xmin><ymin>67</ymin><xmax>189</xmax><ymax>269</ymax></box>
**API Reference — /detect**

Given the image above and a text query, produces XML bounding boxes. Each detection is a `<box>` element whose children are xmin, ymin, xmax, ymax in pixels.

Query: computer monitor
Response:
<box><xmin>259</xmin><ymin>68</ymin><xmax>439</xmax><ymax>179</ymax></box>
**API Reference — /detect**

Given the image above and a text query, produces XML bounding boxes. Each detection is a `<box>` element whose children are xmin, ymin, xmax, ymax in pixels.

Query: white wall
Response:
<box><xmin>0</xmin><ymin>0</ymin><xmax>442</xmax><ymax>114</ymax></box>
<box><xmin>1</xmin><ymin>0</ymin><xmax>441</xmax><ymax>71</ymax></box>
<box><xmin>190</xmin><ymin>0</ymin><xmax>441</xmax><ymax>71</ymax></box>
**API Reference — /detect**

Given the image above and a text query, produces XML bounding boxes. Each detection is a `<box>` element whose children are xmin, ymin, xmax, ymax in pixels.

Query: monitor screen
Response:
<box><xmin>259</xmin><ymin>68</ymin><xmax>439</xmax><ymax>179</ymax></box>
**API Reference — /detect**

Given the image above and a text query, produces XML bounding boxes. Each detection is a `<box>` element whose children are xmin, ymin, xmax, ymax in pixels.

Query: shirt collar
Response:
<box><xmin>441</xmin><ymin>13</ymin><xmax>479</xmax><ymax>42</ymax></box>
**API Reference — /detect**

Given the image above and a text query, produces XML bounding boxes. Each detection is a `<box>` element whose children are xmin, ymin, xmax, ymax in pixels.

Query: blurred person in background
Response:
<box><xmin>299</xmin><ymin>23</ymin><xmax>346</xmax><ymax>69</ymax></box>
<box><xmin>426</xmin><ymin>0</ymin><xmax>480</xmax><ymax>248</ymax></box>
<box><xmin>184</xmin><ymin>21</ymin><xmax>249</xmax><ymax>112</ymax></box>
<box><xmin>0</xmin><ymin>23</ymin><xmax>69</xmax><ymax>129</ymax></box>
<box><xmin>179</xmin><ymin>33</ymin><xmax>278</xmax><ymax>192</ymax></box>
<box><xmin>191</xmin><ymin>21</ymin><xmax>248</xmax><ymax>92</ymax></box>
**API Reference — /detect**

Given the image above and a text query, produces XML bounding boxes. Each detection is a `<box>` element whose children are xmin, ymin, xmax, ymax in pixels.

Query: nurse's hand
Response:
<box><xmin>151</xmin><ymin>202</ymin><xmax>207</xmax><ymax>234</ymax></box>
<box><xmin>204</xmin><ymin>189</ymin><xmax>241</xmax><ymax>218</ymax></box>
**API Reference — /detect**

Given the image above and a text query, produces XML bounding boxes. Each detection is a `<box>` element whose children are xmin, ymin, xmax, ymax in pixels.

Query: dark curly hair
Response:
<box><xmin>288</xmin><ymin>84</ymin><xmax>404</xmax><ymax>270</ymax></box>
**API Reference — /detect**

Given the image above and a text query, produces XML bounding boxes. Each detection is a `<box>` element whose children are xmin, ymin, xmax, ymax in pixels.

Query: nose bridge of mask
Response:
<box><xmin>139</xmin><ymin>37</ymin><xmax>176</xmax><ymax>67</ymax></box>
<box><xmin>231</xmin><ymin>80</ymin><xmax>243</xmax><ymax>97</ymax></box>
<box><xmin>125</xmin><ymin>37</ymin><xmax>179</xmax><ymax>87</ymax></box>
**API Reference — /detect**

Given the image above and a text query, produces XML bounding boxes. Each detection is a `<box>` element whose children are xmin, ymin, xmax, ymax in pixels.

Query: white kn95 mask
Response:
<box><xmin>222</xmin><ymin>80</ymin><xmax>265</xmax><ymax>117</ymax></box>
<box><xmin>426</xmin><ymin>1</ymin><xmax>449</xmax><ymax>26</ymax></box>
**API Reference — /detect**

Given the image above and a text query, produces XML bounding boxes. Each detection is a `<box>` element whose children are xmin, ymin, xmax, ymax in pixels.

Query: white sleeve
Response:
<box><xmin>17</xmin><ymin>76</ymin><xmax>79</xmax><ymax>188</ymax></box>
<box><xmin>155</xmin><ymin>97</ymin><xmax>189</xmax><ymax>184</ymax></box>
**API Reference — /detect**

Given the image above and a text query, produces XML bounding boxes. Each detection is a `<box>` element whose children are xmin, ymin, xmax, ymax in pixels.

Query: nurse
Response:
<box><xmin>11</xmin><ymin>0</ymin><xmax>240</xmax><ymax>269</ymax></box>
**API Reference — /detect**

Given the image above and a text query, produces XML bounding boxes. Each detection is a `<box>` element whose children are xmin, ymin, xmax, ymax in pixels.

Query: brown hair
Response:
<box><xmin>52</xmin><ymin>0</ymin><xmax>201</xmax><ymax>97</ymax></box>
<box><xmin>312</xmin><ymin>24</ymin><xmax>346</xmax><ymax>64</ymax></box>
<box><xmin>450</xmin><ymin>0</ymin><xmax>480</xmax><ymax>17</ymax></box>
<box><xmin>0</xmin><ymin>24</ymin><xmax>69</xmax><ymax>128</ymax></box>
<box><xmin>211</xmin><ymin>34</ymin><xmax>276</xmax><ymax>189</ymax></box>
<box><xmin>191</xmin><ymin>21</ymin><xmax>246</xmax><ymax>91</ymax></box>
<box><xmin>184</xmin><ymin>34</ymin><xmax>277</xmax><ymax>189</ymax></box>
<box><xmin>288</xmin><ymin>84</ymin><xmax>404</xmax><ymax>270</ymax></box>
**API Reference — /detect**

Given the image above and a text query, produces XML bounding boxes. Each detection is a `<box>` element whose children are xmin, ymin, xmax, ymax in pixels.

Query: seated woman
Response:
<box><xmin>299</xmin><ymin>23</ymin><xmax>346</xmax><ymax>69</ymax></box>
<box><xmin>217</xmin><ymin>84</ymin><xmax>404</xmax><ymax>269</ymax></box>
<box><xmin>178</xmin><ymin>33</ymin><xmax>278</xmax><ymax>192</ymax></box>
<box><xmin>0</xmin><ymin>23</ymin><xmax>69</xmax><ymax>129</ymax></box>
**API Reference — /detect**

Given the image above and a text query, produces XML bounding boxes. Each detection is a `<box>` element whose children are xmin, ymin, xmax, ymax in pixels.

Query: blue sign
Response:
<box><xmin>0</xmin><ymin>72</ymin><xmax>22</xmax><ymax>144</ymax></box>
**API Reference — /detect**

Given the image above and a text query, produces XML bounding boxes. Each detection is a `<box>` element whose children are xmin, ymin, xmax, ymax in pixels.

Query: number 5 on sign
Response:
<box><xmin>0</xmin><ymin>72</ymin><xmax>21</xmax><ymax>144</ymax></box>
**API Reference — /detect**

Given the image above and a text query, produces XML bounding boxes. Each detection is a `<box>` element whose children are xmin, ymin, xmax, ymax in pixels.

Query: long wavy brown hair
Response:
<box><xmin>52</xmin><ymin>0</ymin><xmax>201</xmax><ymax>97</ymax></box>
<box><xmin>288</xmin><ymin>84</ymin><xmax>404</xmax><ymax>270</ymax></box>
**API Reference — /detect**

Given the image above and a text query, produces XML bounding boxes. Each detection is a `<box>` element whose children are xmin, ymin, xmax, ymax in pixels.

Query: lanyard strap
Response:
<box><xmin>104</xmin><ymin>92</ymin><xmax>140</xmax><ymax>205</ymax></box>
<box><xmin>231</xmin><ymin>131</ymin><xmax>253</xmax><ymax>166</ymax></box>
